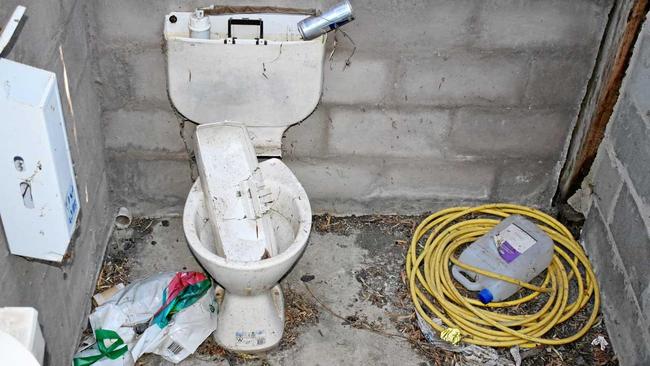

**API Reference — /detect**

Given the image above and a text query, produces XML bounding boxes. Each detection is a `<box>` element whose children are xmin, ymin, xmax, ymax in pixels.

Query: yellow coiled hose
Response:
<box><xmin>406</xmin><ymin>204</ymin><xmax>600</xmax><ymax>348</ymax></box>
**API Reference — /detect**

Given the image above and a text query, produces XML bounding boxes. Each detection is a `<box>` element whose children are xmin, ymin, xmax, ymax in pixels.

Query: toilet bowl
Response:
<box><xmin>164</xmin><ymin>9</ymin><xmax>325</xmax><ymax>351</ymax></box>
<box><xmin>183</xmin><ymin>156</ymin><xmax>311</xmax><ymax>351</ymax></box>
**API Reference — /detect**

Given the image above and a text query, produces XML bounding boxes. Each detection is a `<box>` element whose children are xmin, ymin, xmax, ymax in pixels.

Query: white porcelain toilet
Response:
<box><xmin>164</xmin><ymin>10</ymin><xmax>325</xmax><ymax>352</ymax></box>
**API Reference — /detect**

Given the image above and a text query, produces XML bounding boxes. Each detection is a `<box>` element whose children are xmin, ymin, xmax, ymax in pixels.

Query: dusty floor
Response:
<box><xmin>93</xmin><ymin>215</ymin><xmax>618</xmax><ymax>366</ymax></box>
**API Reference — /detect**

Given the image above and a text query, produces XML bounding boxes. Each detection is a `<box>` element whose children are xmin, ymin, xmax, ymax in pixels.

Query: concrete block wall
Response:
<box><xmin>578</xmin><ymin>19</ymin><xmax>650</xmax><ymax>366</ymax></box>
<box><xmin>0</xmin><ymin>1</ymin><xmax>113</xmax><ymax>365</ymax></box>
<box><xmin>94</xmin><ymin>0</ymin><xmax>613</xmax><ymax>215</ymax></box>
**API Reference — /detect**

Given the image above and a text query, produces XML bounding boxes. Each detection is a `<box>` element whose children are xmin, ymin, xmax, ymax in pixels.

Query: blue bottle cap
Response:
<box><xmin>478</xmin><ymin>289</ymin><xmax>493</xmax><ymax>304</ymax></box>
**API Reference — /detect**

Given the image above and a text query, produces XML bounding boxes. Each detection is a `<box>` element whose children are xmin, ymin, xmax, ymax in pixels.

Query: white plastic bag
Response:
<box><xmin>73</xmin><ymin>272</ymin><xmax>217</xmax><ymax>366</ymax></box>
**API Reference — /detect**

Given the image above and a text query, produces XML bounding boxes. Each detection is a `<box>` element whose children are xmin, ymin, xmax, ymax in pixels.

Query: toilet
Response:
<box><xmin>164</xmin><ymin>9</ymin><xmax>325</xmax><ymax>351</ymax></box>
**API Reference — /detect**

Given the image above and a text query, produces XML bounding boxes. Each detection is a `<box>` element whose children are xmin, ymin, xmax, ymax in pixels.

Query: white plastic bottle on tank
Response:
<box><xmin>451</xmin><ymin>215</ymin><xmax>554</xmax><ymax>303</ymax></box>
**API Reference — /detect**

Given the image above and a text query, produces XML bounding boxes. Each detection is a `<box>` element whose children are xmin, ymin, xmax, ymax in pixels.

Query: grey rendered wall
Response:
<box><xmin>0</xmin><ymin>1</ymin><xmax>112</xmax><ymax>365</ymax></box>
<box><xmin>96</xmin><ymin>0</ymin><xmax>613</xmax><ymax>215</ymax></box>
<box><xmin>577</xmin><ymin>19</ymin><xmax>650</xmax><ymax>366</ymax></box>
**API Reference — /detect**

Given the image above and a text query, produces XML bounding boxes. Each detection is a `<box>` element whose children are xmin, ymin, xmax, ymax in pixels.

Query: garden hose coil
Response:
<box><xmin>406</xmin><ymin>204</ymin><xmax>600</xmax><ymax>348</ymax></box>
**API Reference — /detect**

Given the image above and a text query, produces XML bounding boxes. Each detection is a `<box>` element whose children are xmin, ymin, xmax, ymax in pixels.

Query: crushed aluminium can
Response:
<box><xmin>297</xmin><ymin>0</ymin><xmax>354</xmax><ymax>40</ymax></box>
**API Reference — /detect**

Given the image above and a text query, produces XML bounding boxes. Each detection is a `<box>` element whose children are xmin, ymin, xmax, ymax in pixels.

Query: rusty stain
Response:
<box><xmin>560</xmin><ymin>0</ymin><xmax>649</xmax><ymax>199</ymax></box>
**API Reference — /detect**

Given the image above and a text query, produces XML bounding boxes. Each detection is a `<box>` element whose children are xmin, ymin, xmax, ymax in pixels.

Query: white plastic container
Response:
<box><xmin>189</xmin><ymin>10</ymin><xmax>210</xmax><ymax>39</ymax></box>
<box><xmin>451</xmin><ymin>215</ymin><xmax>554</xmax><ymax>303</ymax></box>
<box><xmin>0</xmin><ymin>307</ymin><xmax>45</xmax><ymax>364</ymax></box>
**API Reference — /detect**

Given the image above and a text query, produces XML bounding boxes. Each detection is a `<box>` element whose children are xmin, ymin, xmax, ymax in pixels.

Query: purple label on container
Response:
<box><xmin>498</xmin><ymin>241</ymin><xmax>520</xmax><ymax>263</ymax></box>
<box><xmin>495</xmin><ymin>223</ymin><xmax>537</xmax><ymax>263</ymax></box>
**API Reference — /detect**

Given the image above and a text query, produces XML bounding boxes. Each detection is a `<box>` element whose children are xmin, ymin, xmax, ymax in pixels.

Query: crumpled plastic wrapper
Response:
<box><xmin>440</xmin><ymin>328</ymin><xmax>462</xmax><ymax>345</ymax></box>
<box><xmin>591</xmin><ymin>335</ymin><xmax>609</xmax><ymax>351</ymax></box>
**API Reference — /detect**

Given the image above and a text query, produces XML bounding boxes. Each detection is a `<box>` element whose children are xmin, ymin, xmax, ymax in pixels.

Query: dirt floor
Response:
<box><xmin>86</xmin><ymin>213</ymin><xmax>618</xmax><ymax>366</ymax></box>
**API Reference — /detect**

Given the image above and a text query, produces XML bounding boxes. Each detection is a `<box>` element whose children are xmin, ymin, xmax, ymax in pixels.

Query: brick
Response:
<box><xmin>610</xmin><ymin>184</ymin><xmax>650</xmax><ymax>303</ymax></box>
<box><xmin>494</xmin><ymin>158</ymin><xmax>557</xmax><ymax>206</ymax></box>
<box><xmin>591</xmin><ymin>148</ymin><xmax>622</xmax><ymax>217</ymax></box>
<box><xmin>322</xmin><ymin>53</ymin><xmax>395</xmax><ymax>105</ymax></box>
<box><xmin>328</xmin><ymin>107</ymin><xmax>450</xmax><ymax>158</ymax></box>
<box><xmin>611</xmin><ymin>97</ymin><xmax>650</xmax><ymax>205</ymax></box>
<box><xmin>582</xmin><ymin>207</ymin><xmax>650</xmax><ymax>365</ymax></box>
<box><xmin>104</xmin><ymin>108</ymin><xmax>185</xmax><ymax>153</ymax></box>
<box><xmin>282</xmin><ymin>106</ymin><xmax>330</xmax><ymax>158</ymax></box>
<box><xmin>525</xmin><ymin>55</ymin><xmax>595</xmax><ymax>107</ymax></box>
<box><xmin>397</xmin><ymin>51</ymin><xmax>527</xmax><ymax>107</ymax></box>
<box><xmin>477</xmin><ymin>0</ymin><xmax>609</xmax><ymax>49</ymax></box>
<box><xmin>449</xmin><ymin>108</ymin><xmax>572</xmax><ymax>158</ymax></box>
<box><xmin>374</xmin><ymin>159</ymin><xmax>495</xmax><ymax>200</ymax></box>
<box><xmin>107</xmin><ymin>158</ymin><xmax>193</xmax><ymax>216</ymax></box>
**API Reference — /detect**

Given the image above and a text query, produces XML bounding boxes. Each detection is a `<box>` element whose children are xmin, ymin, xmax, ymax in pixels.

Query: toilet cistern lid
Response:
<box><xmin>194</xmin><ymin>123</ymin><xmax>278</xmax><ymax>262</ymax></box>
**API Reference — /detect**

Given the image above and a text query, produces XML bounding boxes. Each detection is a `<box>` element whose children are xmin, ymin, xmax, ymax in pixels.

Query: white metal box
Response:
<box><xmin>0</xmin><ymin>58</ymin><xmax>79</xmax><ymax>261</ymax></box>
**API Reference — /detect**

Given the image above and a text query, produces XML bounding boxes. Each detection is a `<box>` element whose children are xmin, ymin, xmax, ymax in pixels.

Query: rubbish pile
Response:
<box><xmin>73</xmin><ymin>272</ymin><xmax>217</xmax><ymax>366</ymax></box>
<box><xmin>407</xmin><ymin>204</ymin><xmax>600</xmax><ymax>349</ymax></box>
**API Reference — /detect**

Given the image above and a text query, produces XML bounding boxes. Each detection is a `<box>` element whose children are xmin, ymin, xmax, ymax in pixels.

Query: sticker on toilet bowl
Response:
<box><xmin>235</xmin><ymin>330</ymin><xmax>266</xmax><ymax>346</ymax></box>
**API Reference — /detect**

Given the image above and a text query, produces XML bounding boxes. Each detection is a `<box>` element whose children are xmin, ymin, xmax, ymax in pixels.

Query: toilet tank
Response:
<box><xmin>164</xmin><ymin>10</ymin><xmax>326</xmax><ymax>156</ymax></box>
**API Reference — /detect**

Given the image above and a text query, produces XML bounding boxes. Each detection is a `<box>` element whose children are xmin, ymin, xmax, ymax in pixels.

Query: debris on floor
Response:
<box><xmin>95</xmin><ymin>215</ymin><xmax>618</xmax><ymax>365</ymax></box>
<box><xmin>77</xmin><ymin>272</ymin><xmax>216</xmax><ymax>365</ymax></box>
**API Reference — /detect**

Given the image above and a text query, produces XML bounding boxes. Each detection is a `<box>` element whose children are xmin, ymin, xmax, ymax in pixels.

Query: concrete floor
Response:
<box><xmin>101</xmin><ymin>216</ymin><xmax>614</xmax><ymax>366</ymax></box>
<box><xmin>106</xmin><ymin>217</ymin><xmax>430</xmax><ymax>366</ymax></box>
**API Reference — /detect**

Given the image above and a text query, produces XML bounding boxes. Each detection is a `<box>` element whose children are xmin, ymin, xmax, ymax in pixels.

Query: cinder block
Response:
<box><xmin>327</xmin><ymin>106</ymin><xmax>450</xmax><ymax>158</ymax></box>
<box><xmin>104</xmin><ymin>108</ymin><xmax>186</xmax><ymax>153</ymax></box>
<box><xmin>128</xmin><ymin>47</ymin><xmax>169</xmax><ymax>105</ymax></box>
<box><xmin>67</xmin><ymin>77</ymin><xmax>107</xmax><ymax>208</ymax></box>
<box><xmin>494</xmin><ymin>158</ymin><xmax>557</xmax><ymax>206</ymax></box>
<box><xmin>0</xmin><ymin>0</ymin><xmax>63</xmax><ymax>69</ymax></box>
<box><xmin>107</xmin><ymin>158</ymin><xmax>193</xmax><ymax>215</ymax></box>
<box><xmin>97</xmin><ymin>46</ymin><xmax>168</xmax><ymax>110</ymax></box>
<box><xmin>96</xmin><ymin>49</ymin><xmax>132</xmax><ymax>111</ymax></box>
<box><xmin>610</xmin><ymin>184</ymin><xmax>650</xmax><ymax>304</ymax></box>
<box><xmin>582</xmin><ymin>206</ymin><xmax>650</xmax><ymax>365</ymax></box>
<box><xmin>322</xmin><ymin>53</ymin><xmax>395</xmax><ymax>105</ymax></box>
<box><xmin>477</xmin><ymin>0</ymin><xmax>609</xmax><ymax>49</ymax></box>
<box><xmin>628</xmin><ymin>23</ymin><xmax>650</xmax><ymax>117</ymax></box>
<box><xmin>449</xmin><ymin>108</ymin><xmax>572</xmax><ymax>158</ymax></box>
<box><xmin>525</xmin><ymin>56</ymin><xmax>595</xmax><ymax>107</ymax></box>
<box><xmin>282</xmin><ymin>106</ymin><xmax>330</xmax><ymax>158</ymax></box>
<box><xmin>285</xmin><ymin>157</ymin><xmax>383</xmax><ymax>202</ymax></box>
<box><xmin>611</xmin><ymin>97</ymin><xmax>650</xmax><ymax>204</ymax></box>
<box><xmin>396</xmin><ymin>51</ymin><xmax>527</xmax><ymax>107</ymax></box>
<box><xmin>340</xmin><ymin>0</ymin><xmax>476</xmax><ymax>52</ymax></box>
<box><xmin>58</xmin><ymin>2</ymin><xmax>91</xmax><ymax>93</ymax></box>
<box><xmin>591</xmin><ymin>147</ymin><xmax>622</xmax><ymax>217</ymax></box>
<box><xmin>95</xmin><ymin>0</ymin><xmax>321</xmax><ymax>44</ymax></box>
<box><xmin>373</xmin><ymin>159</ymin><xmax>495</xmax><ymax>200</ymax></box>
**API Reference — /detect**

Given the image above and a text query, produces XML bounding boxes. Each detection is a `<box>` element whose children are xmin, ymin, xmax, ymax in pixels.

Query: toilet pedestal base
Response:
<box><xmin>214</xmin><ymin>284</ymin><xmax>285</xmax><ymax>352</ymax></box>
